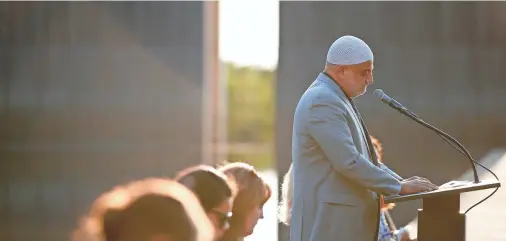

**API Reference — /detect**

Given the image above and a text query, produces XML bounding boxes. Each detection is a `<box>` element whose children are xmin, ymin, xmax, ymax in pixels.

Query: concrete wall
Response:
<box><xmin>0</xmin><ymin>2</ymin><xmax>212</xmax><ymax>241</ymax></box>
<box><xmin>276</xmin><ymin>2</ymin><xmax>506</xmax><ymax>240</ymax></box>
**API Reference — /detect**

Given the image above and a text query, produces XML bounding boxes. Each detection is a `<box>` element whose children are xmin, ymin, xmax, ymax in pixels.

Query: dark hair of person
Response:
<box><xmin>175</xmin><ymin>165</ymin><xmax>236</xmax><ymax>212</ymax></box>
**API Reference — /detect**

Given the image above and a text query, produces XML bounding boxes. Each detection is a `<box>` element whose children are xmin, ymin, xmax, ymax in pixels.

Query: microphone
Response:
<box><xmin>373</xmin><ymin>89</ymin><xmax>419</xmax><ymax>119</ymax></box>
<box><xmin>373</xmin><ymin>89</ymin><xmax>480</xmax><ymax>184</ymax></box>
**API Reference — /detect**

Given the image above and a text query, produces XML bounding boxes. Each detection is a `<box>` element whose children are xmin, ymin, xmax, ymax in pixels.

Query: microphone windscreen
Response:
<box><xmin>373</xmin><ymin>89</ymin><xmax>384</xmax><ymax>100</ymax></box>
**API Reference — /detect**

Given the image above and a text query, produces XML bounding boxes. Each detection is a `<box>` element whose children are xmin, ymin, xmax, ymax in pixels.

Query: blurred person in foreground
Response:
<box><xmin>279</xmin><ymin>136</ymin><xmax>415</xmax><ymax>241</ymax></box>
<box><xmin>175</xmin><ymin>165</ymin><xmax>237</xmax><ymax>240</ymax></box>
<box><xmin>218</xmin><ymin>162</ymin><xmax>272</xmax><ymax>241</ymax></box>
<box><xmin>290</xmin><ymin>35</ymin><xmax>437</xmax><ymax>241</ymax></box>
<box><xmin>72</xmin><ymin>178</ymin><xmax>214</xmax><ymax>241</ymax></box>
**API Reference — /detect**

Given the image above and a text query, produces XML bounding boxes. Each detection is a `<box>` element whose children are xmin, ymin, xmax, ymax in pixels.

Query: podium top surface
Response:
<box><xmin>384</xmin><ymin>179</ymin><xmax>501</xmax><ymax>203</ymax></box>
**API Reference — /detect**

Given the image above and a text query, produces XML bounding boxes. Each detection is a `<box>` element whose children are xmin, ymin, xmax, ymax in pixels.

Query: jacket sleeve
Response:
<box><xmin>307</xmin><ymin>96</ymin><xmax>401</xmax><ymax>196</ymax></box>
<box><xmin>380</xmin><ymin>162</ymin><xmax>403</xmax><ymax>181</ymax></box>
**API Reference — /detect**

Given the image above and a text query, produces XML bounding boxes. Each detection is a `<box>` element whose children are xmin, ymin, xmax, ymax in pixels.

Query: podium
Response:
<box><xmin>384</xmin><ymin>179</ymin><xmax>501</xmax><ymax>241</ymax></box>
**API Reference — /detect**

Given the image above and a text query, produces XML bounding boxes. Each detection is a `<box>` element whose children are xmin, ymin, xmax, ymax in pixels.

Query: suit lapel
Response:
<box><xmin>340</xmin><ymin>100</ymin><xmax>371</xmax><ymax>159</ymax></box>
<box><xmin>349</xmin><ymin>100</ymin><xmax>379</xmax><ymax>166</ymax></box>
<box><xmin>317</xmin><ymin>73</ymin><xmax>377</xmax><ymax>164</ymax></box>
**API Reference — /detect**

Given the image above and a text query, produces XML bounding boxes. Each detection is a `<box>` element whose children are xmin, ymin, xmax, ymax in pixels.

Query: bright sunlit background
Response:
<box><xmin>219</xmin><ymin>1</ymin><xmax>280</xmax><ymax>241</ymax></box>
<box><xmin>219</xmin><ymin>0</ymin><xmax>279</xmax><ymax>70</ymax></box>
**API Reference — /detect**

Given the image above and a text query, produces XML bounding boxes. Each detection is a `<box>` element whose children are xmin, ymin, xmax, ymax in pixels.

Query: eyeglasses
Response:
<box><xmin>211</xmin><ymin>210</ymin><xmax>233</xmax><ymax>229</ymax></box>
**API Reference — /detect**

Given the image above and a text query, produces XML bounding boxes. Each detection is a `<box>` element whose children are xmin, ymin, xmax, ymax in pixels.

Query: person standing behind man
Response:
<box><xmin>290</xmin><ymin>35</ymin><xmax>438</xmax><ymax>241</ymax></box>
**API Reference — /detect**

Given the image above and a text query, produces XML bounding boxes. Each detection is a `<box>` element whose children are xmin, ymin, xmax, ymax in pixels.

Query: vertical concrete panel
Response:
<box><xmin>0</xmin><ymin>2</ymin><xmax>207</xmax><ymax>241</ymax></box>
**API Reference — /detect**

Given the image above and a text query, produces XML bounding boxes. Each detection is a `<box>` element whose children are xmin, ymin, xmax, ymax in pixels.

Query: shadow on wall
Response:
<box><xmin>1</xmin><ymin>2</ymin><xmax>207</xmax><ymax>241</ymax></box>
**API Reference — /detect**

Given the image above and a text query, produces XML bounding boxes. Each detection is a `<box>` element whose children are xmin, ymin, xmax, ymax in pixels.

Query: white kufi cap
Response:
<box><xmin>326</xmin><ymin>35</ymin><xmax>373</xmax><ymax>66</ymax></box>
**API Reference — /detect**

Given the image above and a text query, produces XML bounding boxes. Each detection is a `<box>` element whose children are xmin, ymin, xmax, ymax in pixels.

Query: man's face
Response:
<box><xmin>341</xmin><ymin>60</ymin><xmax>374</xmax><ymax>97</ymax></box>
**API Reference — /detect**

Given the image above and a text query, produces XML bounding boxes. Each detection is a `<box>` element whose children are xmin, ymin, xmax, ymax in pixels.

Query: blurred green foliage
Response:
<box><xmin>225</xmin><ymin>63</ymin><xmax>275</xmax><ymax>170</ymax></box>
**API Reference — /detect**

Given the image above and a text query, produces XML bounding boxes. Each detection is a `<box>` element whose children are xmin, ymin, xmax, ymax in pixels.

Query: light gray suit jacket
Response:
<box><xmin>290</xmin><ymin>73</ymin><xmax>402</xmax><ymax>241</ymax></box>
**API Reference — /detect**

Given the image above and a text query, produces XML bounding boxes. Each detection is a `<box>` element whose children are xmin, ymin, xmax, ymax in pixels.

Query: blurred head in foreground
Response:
<box><xmin>73</xmin><ymin>178</ymin><xmax>214</xmax><ymax>241</ymax></box>
<box><xmin>218</xmin><ymin>162</ymin><xmax>272</xmax><ymax>241</ymax></box>
<box><xmin>175</xmin><ymin>165</ymin><xmax>237</xmax><ymax>240</ymax></box>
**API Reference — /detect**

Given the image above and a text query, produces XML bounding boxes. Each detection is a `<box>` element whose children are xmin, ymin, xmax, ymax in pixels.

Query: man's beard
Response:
<box><xmin>355</xmin><ymin>86</ymin><xmax>367</xmax><ymax>97</ymax></box>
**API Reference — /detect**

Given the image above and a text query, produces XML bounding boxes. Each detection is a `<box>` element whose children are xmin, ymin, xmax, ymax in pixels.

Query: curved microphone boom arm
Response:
<box><xmin>373</xmin><ymin>89</ymin><xmax>480</xmax><ymax>184</ymax></box>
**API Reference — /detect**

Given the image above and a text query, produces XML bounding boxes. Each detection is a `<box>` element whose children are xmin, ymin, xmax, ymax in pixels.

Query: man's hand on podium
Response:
<box><xmin>399</xmin><ymin>176</ymin><xmax>438</xmax><ymax>195</ymax></box>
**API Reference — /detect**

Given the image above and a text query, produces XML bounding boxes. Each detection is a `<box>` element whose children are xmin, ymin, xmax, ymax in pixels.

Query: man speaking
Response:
<box><xmin>289</xmin><ymin>35</ymin><xmax>438</xmax><ymax>241</ymax></box>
